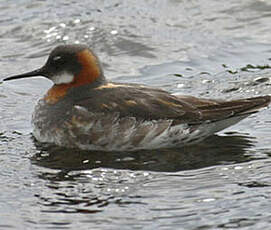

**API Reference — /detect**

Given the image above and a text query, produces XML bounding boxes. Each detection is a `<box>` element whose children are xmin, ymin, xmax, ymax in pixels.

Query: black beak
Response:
<box><xmin>3</xmin><ymin>67</ymin><xmax>46</xmax><ymax>81</ymax></box>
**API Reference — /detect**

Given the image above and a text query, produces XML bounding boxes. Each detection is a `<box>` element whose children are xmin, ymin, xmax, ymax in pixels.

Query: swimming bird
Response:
<box><xmin>4</xmin><ymin>44</ymin><xmax>271</xmax><ymax>151</ymax></box>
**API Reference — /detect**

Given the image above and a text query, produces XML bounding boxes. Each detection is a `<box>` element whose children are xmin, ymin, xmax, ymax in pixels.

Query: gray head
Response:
<box><xmin>4</xmin><ymin>44</ymin><xmax>105</xmax><ymax>85</ymax></box>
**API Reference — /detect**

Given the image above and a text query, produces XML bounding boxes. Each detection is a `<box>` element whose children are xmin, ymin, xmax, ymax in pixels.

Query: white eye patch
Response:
<box><xmin>51</xmin><ymin>71</ymin><xmax>74</xmax><ymax>84</ymax></box>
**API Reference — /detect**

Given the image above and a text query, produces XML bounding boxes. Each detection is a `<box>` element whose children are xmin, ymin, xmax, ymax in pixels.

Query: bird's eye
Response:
<box><xmin>52</xmin><ymin>56</ymin><xmax>62</xmax><ymax>62</ymax></box>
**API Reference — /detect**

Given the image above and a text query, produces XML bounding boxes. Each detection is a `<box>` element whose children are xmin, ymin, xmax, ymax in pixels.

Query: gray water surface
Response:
<box><xmin>1</xmin><ymin>0</ymin><xmax>271</xmax><ymax>229</ymax></box>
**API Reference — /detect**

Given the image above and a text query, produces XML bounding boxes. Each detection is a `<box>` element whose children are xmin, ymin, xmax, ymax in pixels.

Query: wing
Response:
<box><xmin>74</xmin><ymin>83</ymin><xmax>201</xmax><ymax>122</ymax></box>
<box><xmin>74</xmin><ymin>82</ymin><xmax>270</xmax><ymax>124</ymax></box>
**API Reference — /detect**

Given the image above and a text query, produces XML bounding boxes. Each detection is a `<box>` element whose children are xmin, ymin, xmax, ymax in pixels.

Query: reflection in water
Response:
<box><xmin>32</xmin><ymin>133</ymin><xmax>255</xmax><ymax>172</ymax></box>
<box><xmin>30</xmin><ymin>133</ymin><xmax>256</xmax><ymax>215</ymax></box>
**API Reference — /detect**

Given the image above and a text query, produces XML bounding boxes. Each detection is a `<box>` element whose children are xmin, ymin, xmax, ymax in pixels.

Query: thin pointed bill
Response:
<box><xmin>3</xmin><ymin>68</ymin><xmax>45</xmax><ymax>81</ymax></box>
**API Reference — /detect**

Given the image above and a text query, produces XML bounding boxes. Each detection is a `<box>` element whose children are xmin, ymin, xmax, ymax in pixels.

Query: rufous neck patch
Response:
<box><xmin>76</xmin><ymin>49</ymin><xmax>101</xmax><ymax>84</ymax></box>
<box><xmin>44</xmin><ymin>84</ymin><xmax>71</xmax><ymax>104</ymax></box>
<box><xmin>44</xmin><ymin>49</ymin><xmax>102</xmax><ymax>104</ymax></box>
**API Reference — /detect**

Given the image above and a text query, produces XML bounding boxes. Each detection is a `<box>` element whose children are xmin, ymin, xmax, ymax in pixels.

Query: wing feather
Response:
<box><xmin>74</xmin><ymin>83</ymin><xmax>270</xmax><ymax>124</ymax></box>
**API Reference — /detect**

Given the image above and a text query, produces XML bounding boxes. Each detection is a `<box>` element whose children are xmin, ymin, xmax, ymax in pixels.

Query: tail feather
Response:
<box><xmin>186</xmin><ymin>95</ymin><xmax>270</xmax><ymax>135</ymax></box>
<box><xmin>198</xmin><ymin>95</ymin><xmax>271</xmax><ymax>121</ymax></box>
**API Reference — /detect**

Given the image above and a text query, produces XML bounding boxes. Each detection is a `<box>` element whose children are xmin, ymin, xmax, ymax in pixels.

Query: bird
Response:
<box><xmin>3</xmin><ymin>44</ymin><xmax>271</xmax><ymax>151</ymax></box>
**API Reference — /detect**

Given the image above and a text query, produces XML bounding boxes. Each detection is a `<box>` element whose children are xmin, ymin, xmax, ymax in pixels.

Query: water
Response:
<box><xmin>1</xmin><ymin>0</ymin><xmax>271</xmax><ymax>229</ymax></box>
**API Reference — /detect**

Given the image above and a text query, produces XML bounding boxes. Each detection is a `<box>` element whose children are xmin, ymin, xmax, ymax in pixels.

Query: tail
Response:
<box><xmin>197</xmin><ymin>95</ymin><xmax>271</xmax><ymax>134</ymax></box>
<box><xmin>198</xmin><ymin>95</ymin><xmax>271</xmax><ymax>121</ymax></box>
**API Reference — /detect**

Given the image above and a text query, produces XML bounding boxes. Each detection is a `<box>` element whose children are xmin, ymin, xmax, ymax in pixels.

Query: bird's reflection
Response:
<box><xmin>32</xmin><ymin>133</ymin><xmax>255</xmax><ymax>173</ymax></box>
<box><xmin>31</xmin><ymin>133</ymin><xmax>257</xmax><ymax>215</ymax></box>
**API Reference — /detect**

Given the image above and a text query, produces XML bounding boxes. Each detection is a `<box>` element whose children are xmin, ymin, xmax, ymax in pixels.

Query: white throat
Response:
<box><xmin>51</xmin><ymin>72</ymin><xmax>74</xmax><ymax>85</ymax></box>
